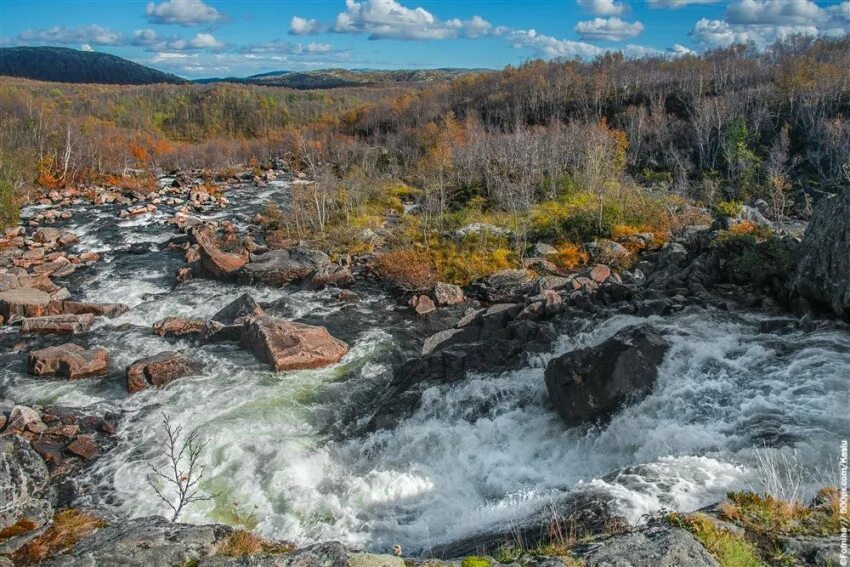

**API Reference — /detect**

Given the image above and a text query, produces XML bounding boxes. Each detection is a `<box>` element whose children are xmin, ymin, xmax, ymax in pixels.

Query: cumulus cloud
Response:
<box><xmin>131</xmin><ymin>29</ymin><xmax>224</xmax><ymax>51</ymax></box>
<box><xmin>725</xmin><ymin>0</ymin><xmax>825</xmax><ymax>25</ymax></box>
<box><xmin>145</xmin><ymin>0</ymin><xmax>222</xmax><ymax>26</ymax></box>
<box><xmin>305</xmin><ymin>42</ymin><xmax>334</xmax><ymax>54</ymax></box>
<box><xmin>577</xmin><ymin>0</ymin><xmax>628</xmax><ymax>16</ymax></box>
<box><xmin>18</xmin><ymin>24</ymin><xmax>122</xmax><ymax>46</ymax></box>
<box><xmin>507</xmin><ymin>29</ymin><xmax>603</xmax><ymax>58</ymax></box>
<box><xmin>331</xmin><ymin>0</ymin><xmax>492</xmax><ymax>40</ymax></box>
<box><xmin>690</xmin><ymin>17</ymin><xmax>820</xmax><ymax>48</ymax></box>
<box><xmin>290</xmin><ymin>16</ymin><xmax>326</xmax><ymax>35</ymax></box>
<box><xmin>80</xmin><ymin>43</ymin><xmax>94</xmax><ymax>52</ymax></box>
<box><xmin>575</xmin><ymin>17</ymin><xmax>644</xmax><ymax>41</ymax></box>
<box><xmin>647</xmin><ymin>0</ymin><xmax>721</xmax><ymax>8</ymax></box>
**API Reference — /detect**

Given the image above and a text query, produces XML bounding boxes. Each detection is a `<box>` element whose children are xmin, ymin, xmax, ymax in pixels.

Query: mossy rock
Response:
<box><xmin>349</xmin><ymin>552</ymin><xmax>406</xmax><ymax>567</ymax></box>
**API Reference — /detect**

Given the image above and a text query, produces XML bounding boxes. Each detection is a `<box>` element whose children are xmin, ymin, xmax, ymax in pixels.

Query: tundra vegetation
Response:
<box><xmin>1</xmin><ymin>37</ymin><xmax>848</xmax><ymax>286</ymax></box>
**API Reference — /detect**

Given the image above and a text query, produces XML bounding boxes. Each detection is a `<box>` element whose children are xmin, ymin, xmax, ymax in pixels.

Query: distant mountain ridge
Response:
<box><xmin>195</xmin><ymin>68</ymin><xmax>490</xmax><ymax>89</ymax></box>
<box><xmin>0</xmin><ymin>46</ymin><xmax>186</xmax><ymax>85</ymax></box>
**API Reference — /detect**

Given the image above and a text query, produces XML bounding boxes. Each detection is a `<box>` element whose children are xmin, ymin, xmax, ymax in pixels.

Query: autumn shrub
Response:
<box><xmin>103</xmin><ymin>173</ymin><xmax>157</xmax><ymax>193</ymax></box>
<box><xmin>430</xmin><ymin>231</ymin><xmax>516</xmax><ymax>285</ymax></box>
<box><xmin>375</xmin><ymin>248</ymin><xmax>437</xmax><ymax>291</ymax></box>
<box><xmin>720</xmin><ymin>489</ymin><xmax>847</xmax><ymax>537</ymax></box>
<box><xmin>216</xmin><ymin>529</ymin><xmax>294</xmax><ymax>557</ymax></box>
<box><xmin>550</xmin><ymin>243</ymin><xmax>588</xmax><ymax>271</ymax></box>
<box><xmin>11</xmin><ymin>509</ymin><xmax>105</xmax><ymax>565</ymax></box>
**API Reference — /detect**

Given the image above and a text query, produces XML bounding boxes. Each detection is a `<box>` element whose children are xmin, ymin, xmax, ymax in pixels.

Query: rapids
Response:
<box><xmin>1</xmin><ymin>178</ymin><xmax>848</xmax><ymax>553</ymax></box>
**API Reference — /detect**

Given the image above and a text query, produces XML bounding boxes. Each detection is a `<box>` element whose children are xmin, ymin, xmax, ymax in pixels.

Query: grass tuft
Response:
<box><xmin>215</xmin><ymin>529</ymin><xmax>294</xmax><ymax>557</ymax></box>
<box><xmin>10</xmin><ymin>509</ymin><xmax>105</xmax><ymax>565</ymax></box>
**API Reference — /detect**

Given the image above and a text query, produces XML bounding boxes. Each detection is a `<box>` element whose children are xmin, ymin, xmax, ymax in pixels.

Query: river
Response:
<box><xmin>1</xmin><ymin>177</ymin><xmax>848</xmax><ymax>553</ymax></box>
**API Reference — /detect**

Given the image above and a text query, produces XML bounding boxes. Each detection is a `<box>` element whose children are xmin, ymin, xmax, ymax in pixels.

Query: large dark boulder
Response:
<box><xmin>791</xmin><ymin>188</ymin><xmax>850</xmax><ymax>318</ymax></box>
<box><xmin>544</xmin><ymin>326</ymin><xmax>669</xmax><ymax>426</ymax></box>
<box><xmin>126</xmin><ymin>352</ymin><xmax>200</xmax><ymax>393</ymax></box>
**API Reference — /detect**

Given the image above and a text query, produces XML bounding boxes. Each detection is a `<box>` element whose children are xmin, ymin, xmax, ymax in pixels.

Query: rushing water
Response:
<box><xmin>1</xmin><ymin>179</ymin><xmax>848</xmax><ymax>553</ymax></box>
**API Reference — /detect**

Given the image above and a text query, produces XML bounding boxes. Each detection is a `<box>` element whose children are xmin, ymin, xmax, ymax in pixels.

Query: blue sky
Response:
<box><xmin>1</xmin><ymin>0</ymin><xmax>848</xmax><ymax>78</ymax></box>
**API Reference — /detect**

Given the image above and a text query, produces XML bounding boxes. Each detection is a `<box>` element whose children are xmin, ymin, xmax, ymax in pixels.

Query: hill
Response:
<box><xmin>0</xmin><ymin>46</ymin><xmax>186</xmax><ymax>85</ymax></box>
<box><xmin>197</xmin><ymin>68</ymin><xmax>488</xmax><ymax>89</ymax></box>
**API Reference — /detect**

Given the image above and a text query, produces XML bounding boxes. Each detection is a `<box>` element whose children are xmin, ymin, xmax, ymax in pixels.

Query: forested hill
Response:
<box><xmin>196</xmin><ymin>68</ymin><xmax>489</xmax><ymax>89</ymax></box>
<box><xmin>0</xmin><ymin>46</ymin><xmax>186</xmax><ymax>85</ymax></box>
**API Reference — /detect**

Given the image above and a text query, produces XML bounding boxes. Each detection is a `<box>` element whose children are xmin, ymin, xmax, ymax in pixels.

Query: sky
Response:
<box><xmin>1</xmin><ymin>0</ymin><xmax>849</xmax><ymax>78</ymax></box>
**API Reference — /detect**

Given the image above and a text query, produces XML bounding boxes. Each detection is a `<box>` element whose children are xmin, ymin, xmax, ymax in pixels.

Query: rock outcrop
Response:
<box><xmin>126</xmin><ymin>352</ymin><xmax>200</xmax><ymax>393</ymax></box>
<box><xmin>575</xmin><ymin>524</ymin><xmax>719</xmax><ymax>567</ymax></box>
<box><xmin>544</xmin><ymin>326</ymin><xmax>669</xmax><ymax>426</ymax></box>
<box><xmin>191</xmin><ymin>226</ymin><xmax>247</xmax><ymax>280</ymax></box>
<box><xmin>239</xmin><ymin>248</ymin><xmax>332</xmax><ymax>287</ymax></box>
<box><xmin>239</xmin><ymin>316</ymin><xmax>349</xmax><ymax>371</ymax></box>
<box><xmin>0</xmin><ymin>288</ymin><xmax>51</xmax><ymax>323</ymax></box>
<box><xmin>21</xmin><ymin>314</ymin><xmax>96</xmax><ymax>335</ymax></box>
<box><xmin>791</xmin><ymin>188</ymin><xmax>850</xmax><ymax>318</ymax></box>
<box><xmin>28</xmin><ymin>344</ymin><xmax>109</xmax><ymax>380</ymax></box>
<box><xmin>0</xmin><ymin>435</ymin><xmax>53</xmax><ymax>537</ymax></box>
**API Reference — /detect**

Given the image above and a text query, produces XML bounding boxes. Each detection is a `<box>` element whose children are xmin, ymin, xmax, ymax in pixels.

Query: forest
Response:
<box><xmin>1</xmin><ymin>36</ymin><xmax>848</xmax><ymax>284</ymax></box>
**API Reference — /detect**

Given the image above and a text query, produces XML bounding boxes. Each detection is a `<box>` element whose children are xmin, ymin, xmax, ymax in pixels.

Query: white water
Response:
<box><xmin>4</xmin><ymin>186</ymin><xmax>849</xmax><ymax>553</ymax></box>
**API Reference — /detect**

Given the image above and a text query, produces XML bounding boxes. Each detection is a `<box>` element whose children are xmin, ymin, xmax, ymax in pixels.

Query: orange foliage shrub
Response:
<box><xmin>103</xmin><ymin>174</ymin><xmax>157</xmax><ymax>193</ymax></box>
<box><xmin>551</xmin><ymin>243</ymin><xmax>588</xmax><ymax>271</ymax></box>
<box><xmin>375</xmin><ymin>248</ymin><xmax>437</xmax><ymax>291</ymax></box>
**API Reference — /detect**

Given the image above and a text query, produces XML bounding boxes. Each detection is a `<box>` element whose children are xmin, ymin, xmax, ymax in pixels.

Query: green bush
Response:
<box><xmin>461</xmin><ymin>556</ymin><xmax>491</xmax><ymax>567</ymax></box>
<box><xmin>712</xmin><ymin>233</ymin><xmax>798</xmax><ymax>288</ymax></box>
<box><xmin>0</xmin><ymin>178</ymin><xmax>20</xmax><ymax>230</ymax></box>
<box><xmin>711</xmin><ymin>200</ymin><xmax>744</xmax><ymax>219</ymax></box>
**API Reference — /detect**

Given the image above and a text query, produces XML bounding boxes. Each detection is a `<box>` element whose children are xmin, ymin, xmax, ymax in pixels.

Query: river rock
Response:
<box><xmin>21</xmin><ymin>314</ymin><xmax>95</xmax><ymax>335</ymax></box>
<box><xmin>46</xmin><ymin>300</ymin><xmax>129</xmax><ymax>318</ymax></box>
<box><xmin>575</xmin><ymin>524</ymin><xmax>719</xmax><ymax>566</ymax></box>
<box><xmin>192</xmin><ymin>226</ymin><xmax>247</xmax><ymax>280</ymax></box>
<box><xmin>211</xmin><ymin>294</ymin><xmax>265</xmax><ymax>325</ymax></box>
<box><xmin>239</xmin><ymin>316</ymin><xmax>348</xmax><ymax>371</ymax></box>
<box><xmin>42</xmin><ymin>516</ymin><xmax>234</xmax><ymax>567</ymax></box>
<box><xmin>28</xmin><ymin>344</ymin><xmax>109</xmax><ymax>380</ymax></box>
<box><xmin>585</xmin><ymin>239</ymin><xmax>630</xmax><ymax>268</ymax></box>
<box><xmin>0</xmin><ymin>287</ymin><xmax>51</xmax><ymax>322</ymax></box>
<box><xmin>153</xmin><ymin>317</ymin><xmax>207</xmax><ymax>338</ymax></box>
<box><xmin>240</xmin><ymin>248</ymin><xmax>332</xmax><ymax>287</ymax></box>
<box><xmin>0</xmin><ymin>435</ymin><xmax>53</xmax><ymax>535</ymax></box>
<box><xmin>198</xmin><ymin>542</ymin><xmax>349</xmax><ymax>567</ymax></box>
<box><xmin>470</xmin><ymin>269</ymin><xmax>534</xmax><ymax>303</ymax></box>
<box><xmin>433</xmin><ymin>282</ymin><xmax>464</xmax><ymax>306</ymax></box>
<box><xmin>589</xmin><ymin>264</ymin><xmax>611</xmax><ymax>284</ymax></box>
<box><xmin>544</xmin><ymin>326</ymin><xmax>670</xmax><ymax>425</ymax></box>
<box><xmin>32</xmin><ymin>227</ymin><xmax>61</xmax><ymax>245</ymax></box>
<box><xmin>3</xmin><ymin>406</ymin><xmax>47</xmax><ymax>435</ymax></box>
<box><xmin>410</xmin><ymin>294</ymin><xmax>436</xmax><ymax>315</ymax></box>
<box><xmin>126</xmin><ymin>351</ymin><xmax>200</xmax><ymax>393</ymax></box>
<box><xmin>791</xmin><ymin>188</ymin><xmax>850</xmax><ymax>318</ymax></box>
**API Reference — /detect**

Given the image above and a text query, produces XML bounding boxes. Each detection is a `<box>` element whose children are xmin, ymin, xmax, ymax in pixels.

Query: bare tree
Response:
<box><xmin>146</xmin><ymin>413</ymin><xmax>217</xmax><ymax>522</ymax></box>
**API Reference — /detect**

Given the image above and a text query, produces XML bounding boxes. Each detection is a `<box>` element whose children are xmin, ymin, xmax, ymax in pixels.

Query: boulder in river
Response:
<box><xmin>0</xmin><ymin>287</ymin><xmax>51</xmax><ymax>323</ymax></box>
<box><xmin>240</xmin><ymin>248</ymin><xmax>332</xmax><ymax>287</ymax></box>
<box><xmin>791</xmin><ymin>188</ymin><xmax>850</xmax><ymax>318</ymax></box>
<box><xmin>28</xmin><ymin>344</ymin><xmax>109</xmax><ymax>380</ymax></box>
<box><xmin>239</xmin><ymin>316</ymin><xmax>349</xmax><ymax>371</ymax></box>
<box><xmin>191</xmin><ymin>226</ymin><xmax>247</xmax><ymax>280</ymax></box>
<box><xmin>126</xmin><ymin>351</ymin><xmax>200</xmax><ymax>393</ymax></box>
<box><xmin>46</xmin><ymin>300</ymin><xmax>129</xmax><ymax>318</ymax></box>
<box><xmin>21</xmin><ymin>314</ymin><xmax>96</xmax><ymax>335</ymax></box>
<box><xmin>544</xmin><ymin>326</ymin><xmax>670</xmax><ymax>426</ymax></box>
<box><xmin>205</xmin><ymin>294</ymin><xmax>266</xmax><ymax>342</ymax></box>
<box><xmin>153</xmin><ymin>317</ymin><xmax>208</xmax><ymax>338</ymax></box>
<box><xmin>470</xmin><ymin>269</ymin><xmax>535</xmax><ymax>303</ymax></box>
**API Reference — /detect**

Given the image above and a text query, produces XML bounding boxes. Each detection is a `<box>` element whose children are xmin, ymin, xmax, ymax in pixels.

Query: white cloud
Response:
<box><xmin>577</xmin><ymin>0</ymin><xmax>628</xmax><ymax>16</ymax></box>
<box><xmin>18</xmin><ymin>24</ymin><xmax>122</xmax><ymax>46</ymax></box>
<box><xmin>145</xmin><ymin>0</ymin><xmax>222</xmax><ymax>26</ymax></box>
<box><xmin>305</xmin><ymin>42</ymin><xmax>334</xmax><ymax>54</ymax></box>
<box><xmin>332</xmin><ymin>0</ymin><xmax>492</xmax><ymax>40</ymax></box>
<box><xmin>829</xmin><ymin>1</ymin><xmax>850</xmax><ymax>22</ymax></box>
<box><xmin>508</xmin><ymin>29</ymin><xmax>604</xmax><ymax>58</ymax></box>
<box><xmin>575</xmin><ymin>17</ymin><xmax>644</xmax><ymax>41</ymax></box>
<box><xmin>131</xmin><ymin>28</ymin><xmax>224</xmax><ymax>51</ymax></box>
<box><xmin>647</xmin><ymin>0</ymin><xmax>721</xmax><ymax>8</ymax></box>
<box><xmin>725</xmin><ymin>0</ymin><xmax>825</xmax><ymax>25</ymax></box>
<box><xmin>190</xmin><ymin>32</ymin><xmax>223</xmax><ymax>48</ymax></box>
<box><xmin>290</xmin><ymin>16</ymin><xmax>326</xmax><ymax>35</ymax></box>
<box><xmin>690</xmin><ymin>17</ymin><xmax>821</xmax><ymax>48</ymax></box>
<box><xmin>80</xmin><ymin>43</ymin><xmax>94</xmax><ymax>52</ymax></box>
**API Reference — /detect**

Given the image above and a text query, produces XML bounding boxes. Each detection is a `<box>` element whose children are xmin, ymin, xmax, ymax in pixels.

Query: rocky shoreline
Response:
<box><xmin>2</xmin><ymin>169</ymin><xmax>848</xmax><ymax>566</ymax></box>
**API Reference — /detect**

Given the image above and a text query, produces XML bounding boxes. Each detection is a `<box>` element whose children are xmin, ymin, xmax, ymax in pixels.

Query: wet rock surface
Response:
<box><xmin>239</xmin><ymin>316</ymin><xmax>349</xmax><ymax>371</ymax></box>
<box><xmin>544</xmin><ymin>326</ymin><xmax>670</xmax><ymax>426</ymax></box>
<box><xmin>126</xmin><ymin>351</ymin><xmax>201</xmax><ymax>393</ymax></box>
<box><xmin>28</xmin><ymin>344</ymin><xmax>109</xmax><ymax>380</ymax></box>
